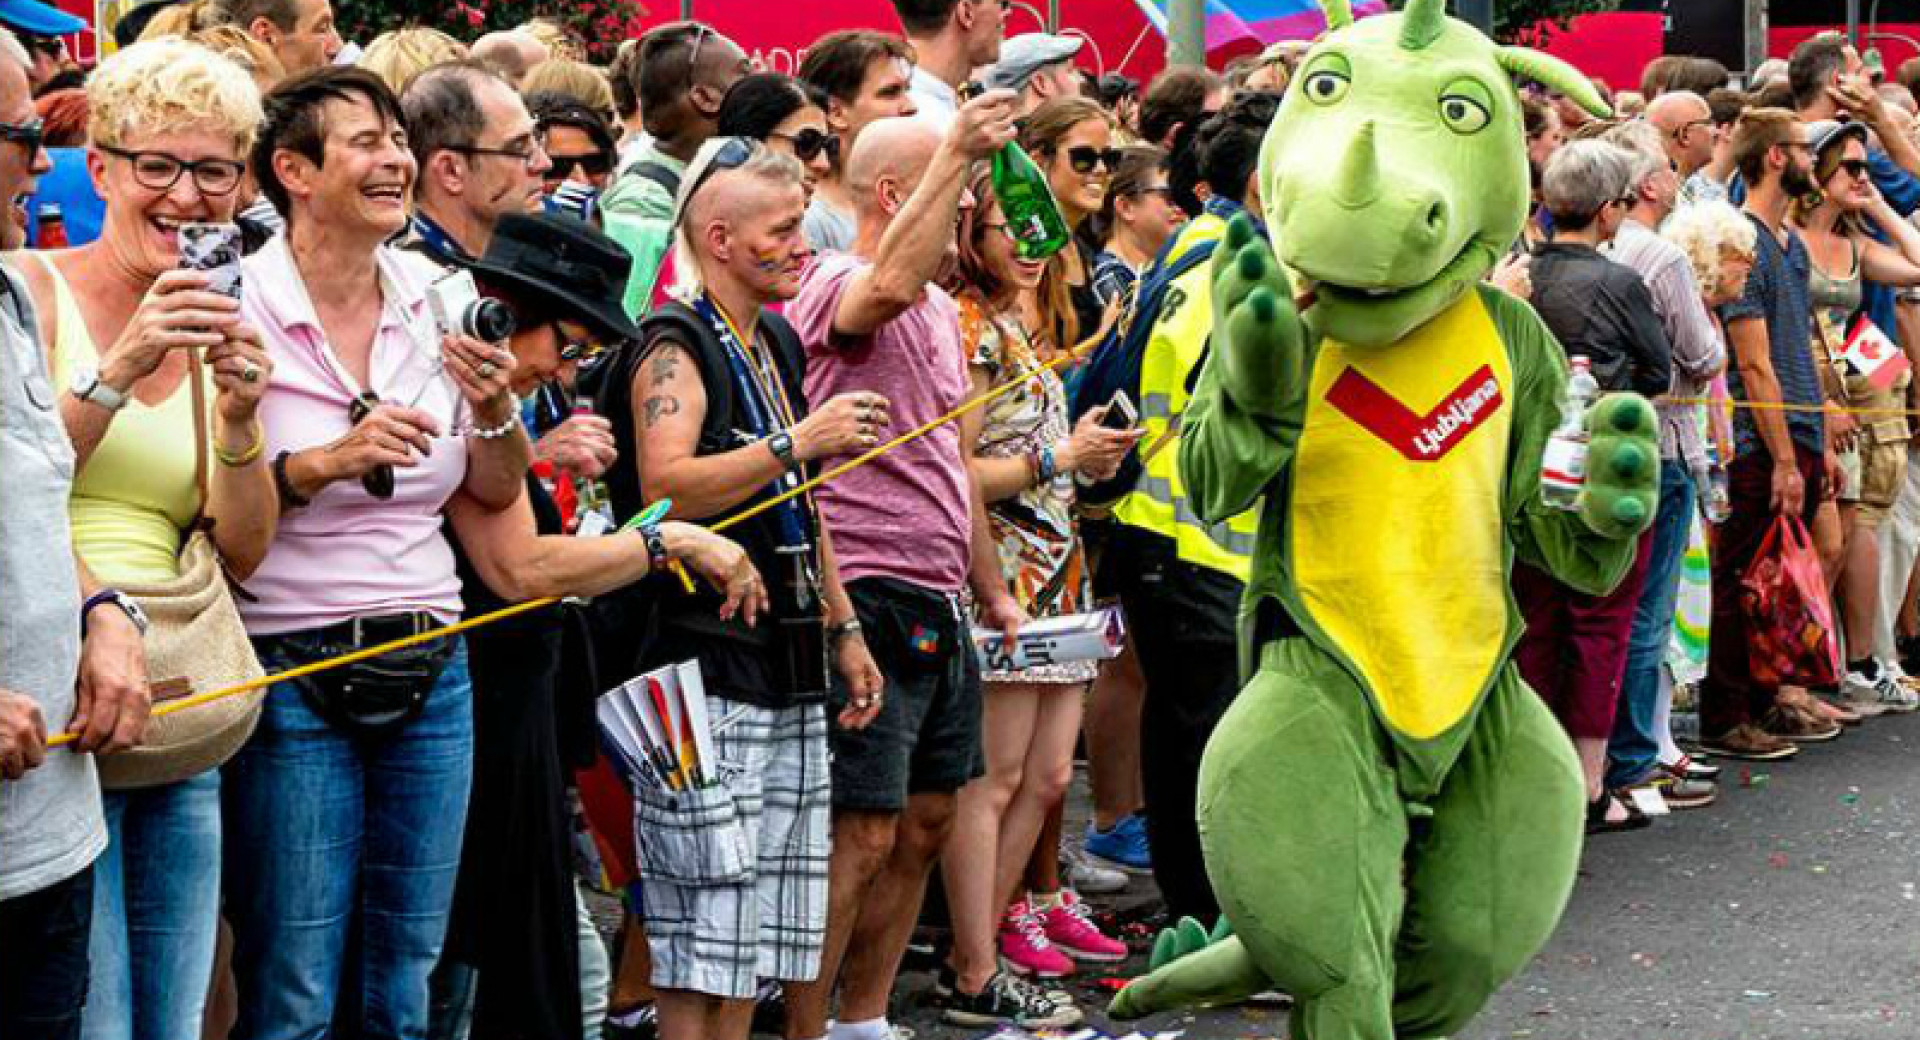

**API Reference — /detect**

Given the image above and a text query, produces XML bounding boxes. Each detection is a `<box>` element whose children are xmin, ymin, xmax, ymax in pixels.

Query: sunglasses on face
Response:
<box><xmin>1063</xmin><ymin>146</ymin><xmax>1122</xmax><ymax>175</ymax></box>
<box><xmin>1836</xmin><ymin>158</ymin><xmax>1870</xmax><ymax>179</ymax></box>
<box><xmin>0</xmin><ymin>116</ymin><xmax>44</xmax><ymax>159</ymax></box>
<box><xmin>773</xmin><ymin>128</ymin><xmax>841</xmax><ymax>164</ymax></box>
<box><xmin>558</xmin><ymin>329</ymin><xmax>607</xmax><ymax>362</ymax></box>
<box><xmin>545</xmin><ymin>151</ymin><xmax>613</xmax><ymax>180</ymax></box>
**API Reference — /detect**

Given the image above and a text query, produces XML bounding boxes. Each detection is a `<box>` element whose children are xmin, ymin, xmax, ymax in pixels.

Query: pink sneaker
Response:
<box><xmin>1037</xmin><ymin>891</ymin><xmax>1129</xmax><ymax>963</ymax></box>
<box><xmin>998</xmin><ymin>901</ymin><xmax>1076</xmax><ymax>978</ymax></box>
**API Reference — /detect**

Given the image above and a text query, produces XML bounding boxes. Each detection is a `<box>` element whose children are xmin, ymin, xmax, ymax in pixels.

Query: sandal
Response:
<box><xmin>1585</xmin><ymin>791</ymin><xmax>1651</xmax><ymax>835</ymax></box>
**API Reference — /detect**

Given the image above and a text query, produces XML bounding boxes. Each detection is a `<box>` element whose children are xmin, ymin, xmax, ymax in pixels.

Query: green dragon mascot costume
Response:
<box><xmin>1107</xmin><ymin>1</ymin><xmax>1661</xmax><ymax>1037</ymax></box>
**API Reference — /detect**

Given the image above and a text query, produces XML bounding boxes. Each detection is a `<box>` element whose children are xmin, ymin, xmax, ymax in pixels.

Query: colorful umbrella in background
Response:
<box><xmin>1130</xmin><ymin>0</ymin><xmax>1388</xmax><ymax>50</ymax></box>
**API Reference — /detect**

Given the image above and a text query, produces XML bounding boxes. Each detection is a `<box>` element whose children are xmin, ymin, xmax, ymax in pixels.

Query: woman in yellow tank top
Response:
<box><xmin>21</xmin><ymin>41</ymin><xmax>274</xmax><ymax>1040</ymax></box>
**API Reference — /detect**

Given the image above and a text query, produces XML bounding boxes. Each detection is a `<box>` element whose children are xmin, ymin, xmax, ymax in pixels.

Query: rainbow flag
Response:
<box><xmin>1132</xmin><ymin>0</ymin><xmax>1388</xmax><ymax>50</ymax></box>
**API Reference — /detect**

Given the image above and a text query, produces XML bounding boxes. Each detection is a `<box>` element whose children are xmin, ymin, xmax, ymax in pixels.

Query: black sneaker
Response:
<box><xmin>938</xmin><ymin>970</ymin><xmax>1083</xmax><ymax>1029</ymax></box>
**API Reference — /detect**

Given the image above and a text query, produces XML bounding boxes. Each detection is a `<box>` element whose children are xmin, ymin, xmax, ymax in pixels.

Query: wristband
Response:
<box><xmin>640</xmin><ymin>523</ymin><xmax>671</xmax><ymax>574</ymax></box>
<box><xmin>828</xmin><ymin>618</ymin><xmax>864</xmax><ymax>646</ymax></box>
<box><xmin>273</xmin><ymin>450</ymin><xmax>311</xmax><ymax>509</ymax></box>
<box><xmin>1029</xmin><ymin>445</ymin><xmax>1058</xmax><ymax>485</ymax></box>
<box><xmin>214</xmin><ymin>421</ymin><xmax>265</xmax><ymax>467</ymax></box>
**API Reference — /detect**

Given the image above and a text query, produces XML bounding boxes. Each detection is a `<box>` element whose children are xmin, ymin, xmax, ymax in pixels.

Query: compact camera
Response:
<box><xmin>426</xmin><ymin>269</ymin><xmax>516</xmax><ymax>342</ymax></box>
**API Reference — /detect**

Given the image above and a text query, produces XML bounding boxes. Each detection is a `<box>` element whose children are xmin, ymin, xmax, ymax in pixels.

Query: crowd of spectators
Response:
<box><xmin>2</xmin><ymin>0</ymin><xmax>1920</xmax><ymax>1038</ymax></box>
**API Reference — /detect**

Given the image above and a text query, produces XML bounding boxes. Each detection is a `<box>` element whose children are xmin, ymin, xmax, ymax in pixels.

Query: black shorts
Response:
<box><xmin>829</xmin><ymin>577</ymin><xmax>983</xmax><ymax>811</ymax></box>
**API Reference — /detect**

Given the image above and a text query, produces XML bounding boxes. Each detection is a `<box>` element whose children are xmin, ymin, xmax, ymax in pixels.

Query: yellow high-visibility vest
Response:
<box><xmin>1111</xmin><ymin>216</ymin><xmax>1256</xmax><ymax>582</ymax></box>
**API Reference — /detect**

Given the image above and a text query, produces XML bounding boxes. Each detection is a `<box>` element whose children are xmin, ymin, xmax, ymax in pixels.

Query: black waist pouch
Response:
<box><xmin>300</xmin><ymin>629</ymin><xmax>455</xmax><ymax>738</ymax></box>
<box><xmin>852</xmin><ymin>577</ymin><xmax>961</xmax><ymax>680</ymax></box>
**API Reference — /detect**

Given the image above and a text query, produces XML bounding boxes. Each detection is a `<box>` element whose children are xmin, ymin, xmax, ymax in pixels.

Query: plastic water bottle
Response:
<box><xmin>1540</xmin><ymin>356</ymin><xmax>1598</xmax><ymax>510</ymax></box>
<box><xmin>570</xmin><ymin>402</ymin><xmax>617</xmax><ymax>537</ymax></box>
<box><xmin>1701</xmin><ymin>442</ymin><xmax>1732</xmax><ymax>524</ymax></box>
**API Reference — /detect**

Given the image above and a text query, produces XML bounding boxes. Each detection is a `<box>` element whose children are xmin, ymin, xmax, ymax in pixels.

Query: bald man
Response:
<box><xmin>782</xmin><ymin>90</ymin><xmax>1040</xmax><ymax>1040</ymax></box>
<box><xmin>1646</xmin><ymin>90</ymin><xmax>1715</xmax><ymax>182</ymax></box>
<box><xmin>469</xmin><ymin>30</ymin><xmax>547</xmax><ymax>86</ymax></box>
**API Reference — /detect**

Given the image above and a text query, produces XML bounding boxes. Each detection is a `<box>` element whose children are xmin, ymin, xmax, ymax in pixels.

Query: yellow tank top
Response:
<box><xmin>40</xmin><ymin>257</ymin><xmax>206</xmax><ymax>584</ymax></box>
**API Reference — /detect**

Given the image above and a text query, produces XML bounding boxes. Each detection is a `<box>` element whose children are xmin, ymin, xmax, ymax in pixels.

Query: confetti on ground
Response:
<box><xmin>1768</xmin><ymin>852</ymin><xmax>1790</xmax><ymax>869</ymax></box>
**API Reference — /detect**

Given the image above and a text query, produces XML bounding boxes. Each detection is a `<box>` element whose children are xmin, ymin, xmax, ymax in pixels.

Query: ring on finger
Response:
<box><xmin>476</xmin><ymin>361</ymin><xmax>498</xmax><ymax>380</ymax></box>
<box><xmin>240</xmin><ymin>360</ymin><xmax>262</xmax><ymax>383</ymax></box>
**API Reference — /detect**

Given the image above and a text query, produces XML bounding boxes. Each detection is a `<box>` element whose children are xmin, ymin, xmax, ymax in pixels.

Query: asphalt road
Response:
<box><xmin>888</xmin><ymin>711</ymin><xmax>1920</xmax><ymax>1040</ymax></box>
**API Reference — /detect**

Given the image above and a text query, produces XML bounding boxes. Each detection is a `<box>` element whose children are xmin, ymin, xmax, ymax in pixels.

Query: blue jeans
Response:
<box><xmin>223</xmin><ymin>634</ymin><xmax>473</xmax><ymax>1040</ymax></box>
<box><xmin>1608</xmin><ymin>460</ymin><xmax>1695</xmax><ymax>789</ymax></box>
<box><xmin>82</xmin><ymin>769</ymin><xmax>221</xmax><ymax>1040</ymax></box>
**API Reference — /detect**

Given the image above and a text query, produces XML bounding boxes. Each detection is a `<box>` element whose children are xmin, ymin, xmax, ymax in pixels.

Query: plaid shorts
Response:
<box><xmin>634</xmin><ymin>698</ymin><xmax>830</xmax><ymax>1000</ymax></box>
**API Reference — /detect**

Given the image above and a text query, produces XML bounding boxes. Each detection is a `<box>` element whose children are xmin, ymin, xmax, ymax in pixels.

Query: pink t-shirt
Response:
<box><xmin>240</xmin><ymin>237</ymin><xmax>470</xmax><ymax>635</ymax></box>
<box><xmin>790</xmin><ymin>252</ymin><xmax>972</xmax><ymax>593</ymax></box>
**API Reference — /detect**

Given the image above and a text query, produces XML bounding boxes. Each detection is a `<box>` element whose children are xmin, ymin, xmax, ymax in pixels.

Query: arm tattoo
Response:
<box><xmin>642</xmin><ymin>395</ymin><xmax>682</xmax><ymax>427</ymax></box>
<box><xmin>650</xmin><ymin>350</ymin><xmax>681</xmax><ymax>386</ymax></box>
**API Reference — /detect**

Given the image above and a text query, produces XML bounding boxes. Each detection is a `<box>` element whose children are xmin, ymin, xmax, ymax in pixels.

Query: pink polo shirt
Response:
<box><xmin>240</xmin><ymin>237</ymin><xmax>471</xmax><ymax>635</ymax></box>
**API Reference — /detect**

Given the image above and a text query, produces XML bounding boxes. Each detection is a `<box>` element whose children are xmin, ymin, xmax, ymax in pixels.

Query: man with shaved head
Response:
<box><xmin>609</xmin><ymin>141</ymin><xmax>885</xmax><ymax>1040</ymax></box>
<box><xmin>468</xmin><ymin>30</ymin><xmax>547</xmax><ymax>86</ymax></box>
<box><xmin>1646</xmin><ymin>89</ymin><xmax>1716</xmax><ymax>184</ymax></box>
<box><xmin>784</xmin><ymin>89</ymin><xmax>1029</xmax><ymax>1040</ymax></box>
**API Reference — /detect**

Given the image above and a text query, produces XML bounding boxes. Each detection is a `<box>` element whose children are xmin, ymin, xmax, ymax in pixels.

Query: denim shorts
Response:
<box><xmin>828</xmin><ymin>577</ymin><xmax>983</xmax><ymax>811</ymax></box>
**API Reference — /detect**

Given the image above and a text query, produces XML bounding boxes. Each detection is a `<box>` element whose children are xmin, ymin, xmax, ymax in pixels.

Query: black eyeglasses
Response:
<box><xmin>1837</xmin><ymin>158</ymin><xmax>1871</xmax><ymax>179</ymax></box>
<box><xmin>1063</xmin><ymin>146</ymin><xmax>1122</xmax><ymax>176</ymax></box>
<box><xmin>0</xmin><ymin>117</ymin><xmax>45</xmax><ymax>159</ymax></box>
<box><xmin>771</xmin><ymin>129</ymin><xmax>840</xmax><ymax>164</ymax></box>
<box><xmin>99</xmin><ymin>145</ymin><xmax>244</xmax><ymax>195</ymax></box>
<box><xmin>546</xmin><ymin>152</ymin><xmax>614</xmax><ymax>180</ymax></box>
<box><xmin>1126</xmin><ymin>185</ymin><xmax>1173</xmax><ymax>201</ymax></box>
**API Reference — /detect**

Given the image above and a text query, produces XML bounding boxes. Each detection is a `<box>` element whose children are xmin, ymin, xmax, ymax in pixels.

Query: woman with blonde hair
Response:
<box><xmin>359</xmin><ymin>26</ymin><xmax>467</xmax><ymax>95</ymax></box>
<box><xmin>521</xmin><ymin>57</ymin><xmax>616</xmax><ymax>126</ymax></box>
<box><xmin>15</xmin><ymin>38</ymin><xmax>271</xmax><ymax>1040</ymax></box>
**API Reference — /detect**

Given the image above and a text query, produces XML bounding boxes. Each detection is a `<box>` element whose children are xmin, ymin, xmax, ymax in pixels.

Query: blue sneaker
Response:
<box><xmin>1084</xmin><ymin>814</ymin><xmax>1152</xmax><ymax>873</ymax></box>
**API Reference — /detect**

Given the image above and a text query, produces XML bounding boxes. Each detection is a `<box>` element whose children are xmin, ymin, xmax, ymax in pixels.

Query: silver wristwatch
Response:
<box><xmin>70</xmin><ymin>366</ymin><xmax>129</xmax><ymax>412</ymax></box>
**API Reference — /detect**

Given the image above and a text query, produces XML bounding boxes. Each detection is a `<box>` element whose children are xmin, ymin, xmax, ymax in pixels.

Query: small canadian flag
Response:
<box><xmin>1840</xmin><ymin>315</ymin><xmax>1912</xmax><ymax>391</ymax></box>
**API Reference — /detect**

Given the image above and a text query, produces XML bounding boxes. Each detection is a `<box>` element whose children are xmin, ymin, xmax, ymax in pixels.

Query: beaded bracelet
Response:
<box><xmin>469</xmin><ymin>415</ymin><xmax>521</xmax><ymax>440</ymax></box>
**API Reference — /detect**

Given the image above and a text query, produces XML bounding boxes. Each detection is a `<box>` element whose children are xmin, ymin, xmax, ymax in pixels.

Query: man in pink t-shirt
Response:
<box><xmin>784</xmin><ymin>96</ymin><xmax>1034</xmax><ymax>1040</ymax></box>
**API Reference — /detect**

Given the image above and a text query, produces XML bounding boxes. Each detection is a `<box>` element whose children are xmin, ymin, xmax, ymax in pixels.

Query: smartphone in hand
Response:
<box><xmin>178</xmin><ymin>223</ymin><xmax>244</xmax><ymax>300</ymax></box>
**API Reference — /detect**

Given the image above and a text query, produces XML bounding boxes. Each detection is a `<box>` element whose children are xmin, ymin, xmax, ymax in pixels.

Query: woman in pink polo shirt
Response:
<box><xmin>217</xmin><ymin>68</ymin><xmax>530</xmax><ymax>1040</ymax></box>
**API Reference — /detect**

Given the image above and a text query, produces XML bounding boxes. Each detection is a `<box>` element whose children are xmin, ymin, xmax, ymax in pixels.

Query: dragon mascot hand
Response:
<box><xmin>1107</xmin><ymin>2</ymin><xmax>1659</xmax><ymax>1037</ymax></box>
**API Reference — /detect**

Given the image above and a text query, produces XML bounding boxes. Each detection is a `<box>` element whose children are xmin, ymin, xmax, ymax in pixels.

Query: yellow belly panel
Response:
<box><xmin>1290</xmin><ymin>293</ymin><xmax>1513</xmax><ymax>740</ymax></box>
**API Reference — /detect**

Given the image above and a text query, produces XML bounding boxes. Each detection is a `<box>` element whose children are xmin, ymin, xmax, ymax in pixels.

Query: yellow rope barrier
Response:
<box><xmin>49</xmin><ymin>347</ymin><xmax>1904</xmax><ymax>750</ymax></box>
<box><xmin>49</xmin><ymin>320</ymin><xmax>1105</xmax><ymax>750</ymax></box>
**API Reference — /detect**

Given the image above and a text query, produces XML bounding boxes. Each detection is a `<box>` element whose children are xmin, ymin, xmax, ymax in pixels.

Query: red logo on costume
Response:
<box><xmin>1324</xmin><ymin>365</ymin><xmax>1504</xmax><ymax>461</ymax></box>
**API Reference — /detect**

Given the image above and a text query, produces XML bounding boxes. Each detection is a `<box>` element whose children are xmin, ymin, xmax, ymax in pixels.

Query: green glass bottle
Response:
<box><xmin>990</xmin><ymin>141</ymin><xmax>1072</xmax><ymax>261</ymax></box>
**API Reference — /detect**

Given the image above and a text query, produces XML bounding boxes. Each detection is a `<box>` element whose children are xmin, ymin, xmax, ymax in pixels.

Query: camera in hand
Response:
<box><xmin>427</xmin><ymin>270</ymin><xmax>516</xmax><ymax>342</ymax></box>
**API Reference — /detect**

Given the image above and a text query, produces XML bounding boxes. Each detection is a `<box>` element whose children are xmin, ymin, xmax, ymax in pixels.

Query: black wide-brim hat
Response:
<box><xmin>460</xmin><ymin>211</ymin><xmax>643</xmax><ymax>344</ymax></box>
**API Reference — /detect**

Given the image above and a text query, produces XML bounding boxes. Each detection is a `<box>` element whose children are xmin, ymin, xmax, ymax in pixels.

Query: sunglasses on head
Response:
<box><xmin>775</xmin><ymin>128</ymin><xmax>841</xmax><ymax>164</ymax></box>
<box><xmin>681</xmin><ymin>136</ymin><xmax>759</xmax><ymax>215</ymax></box>
<box><xmin>546</xmin><ymin>152</ymin><xmax>614</xmax><ymax>180</ymax></box>
<box><xmin>1063</xmin><ymin>146</ymin><xmax>1122</xmax><ymax>175</ymax></box>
